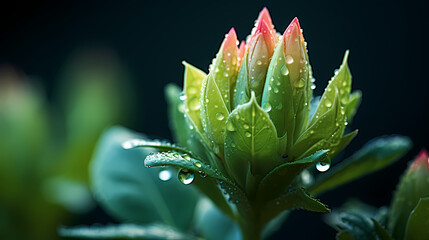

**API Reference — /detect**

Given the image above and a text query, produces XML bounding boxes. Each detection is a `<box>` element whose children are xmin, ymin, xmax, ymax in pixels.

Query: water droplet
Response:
<box><xmin>224</xmin><ymin>72</ymin><xmax>229</xmax><ymax>77</ymax></box>
<box><xmin>311</xmin><ymin>83</ymin><xmax>316</xmax><ymax>90</ymax></box>
<box><xmin>273</xmin><ymin>87</ymin><xmax>279</xmax><ymax>93</ymax></box>
<box><xmin>316</xmin><ymin>162</ymin><xmax>330</xmax><ymax>172</ymax></box>
<box><xmin>158</xmin><ymin>169</ymin><xmax>172</xmax><ymax>181</ymax></box>
<box><xmin>216</xmin><ymin>112</ymin><xmax>225</xmax><ymax>120</ymax></box>
<box><xmin>189</xmin><ymin>98</ymin><xmax>200</xmax><ymax>110</ymax></box>
<box><xmin>178</xmin><ymin>103</ymin><xmax>185</xmax><ymax>113</ymax></box>
<box><xmin>262</xmin><ymin>102</ymin><xmax>272</xmax><ymax>112</ymax></box>
<box><xmin>183</xmin><ymin>154</ymin><xmax>191</xmax><ymax>160</ymax></box>
<box><xmin>301</xmin><ymin>170</ymin><xmax>313</xmax><ymax>185</ymax></box>
<box><xmin>295</xmin><ymin>79</ymin><xmax>305</xmax><ymax>88</ymax></box>
<box><xmin>245</xmin><ymin>132</ymin><xmax>251</xmax><ymax>137</ymax></box>
<box><xmin>189</xmin><ymin>125</ymin><xmax>194</xmax><ymax>130</ymax></box>
<box><xmin>226</xmin><ymin>121</ymin><xmax>236</xmax><ymax>131</ymax></box>
<box><xmin>281</xmin><ymin>65</ymin><xmax>289</xmax><ymax>75</ymax></box>
<box><xmin>193</xmin><ymin>162</ymin><xmax>202</xmax><ymax>168</ymax></box>
<box><xmin>243</xmin><ymin>124</ymin><xmax>249</xmax><ymax>129</ymax></box>
<box><xmin>178</xmin><ymin>169</ymin><xmax>195</xmax><ymax>185</ymax></box>
<box><xmin>179</xmin><ymin>93</ymin><xmax>187</xmax><ymax>101</ymax></box>
<box><xmin>344</xmin><ymin>121</ymin><xmax>348</xmax><ymax>126</ymax></box>
<box><xmin>342</xmin><ymin>81</ymin><xmax>347</xmax><ymax>87</ymax></box>
<box><xmin>324</xmin><ymin>99</ymin><xmax>332</xmax><ymax>108</ymax></box>
<box><xmin>256</xmin><ymin>60</ymin><xmax>262</xmax><ymax>65</ymax></box>
<box><xmin>286</xmin><ymin>55</ymin><xmax>294</xmax><ymax>64</ymax></box>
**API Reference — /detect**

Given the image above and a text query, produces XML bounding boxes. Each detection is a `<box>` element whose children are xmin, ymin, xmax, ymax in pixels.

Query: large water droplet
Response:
<box><xmin>193</xmin><ymin>162</ymin><xmax>202</xmax><ymax>168</ymax></box>
<box><xmin>256</xmin><ymin>60</ymin><xmax>262</xmax><ymax>65</ymax></box>
<box><xmin>245</xmin><ymin>132</ymin><xmax>251</xmax><ymax>138</ymax></box>
<box><xmin>262</xmin><ymin>102</ymin><xmax>272</xmax><ymax>112</ymax></box>
<box><xmin>281</xmin><ymin>65</ymin><xmax>289</xmax><ymax>76</ymax></box>
<box><xmin>316</xmin><ymin>162</ymin><xmax>330</xmax><ymax>172</ymax></box>
<box><xmin>243</xmin><ymin>124</ymin><xmax>250</xmax><ymax>129</ymax></box>
<box><xmin>178</xmin><ymin>169</ymin><xmax>195</xmax><ymax>185</ymax></box>
<box><xmin>158</xmin><ymin>169</ymin><xmax>172</xmax><ymax>181</ymax></box>
<box><xmin>311</xmin><ymin>83</ymin><xmax>316</xmax><ymax>90</ymax></box>
<box><xmin>324</xmin><ymin>99</ymin><xmax>332</xmax><ymax>108</ymax></box>
<box><xmin>183</xmin><ymin>154</ymin><xmax>191</xmax><ymax>160</ymax></box>
<box><xmin>188</xmin><ymin>87</ymin><xmax>198</xmax><ymax>95</ymax></box>
<box><xmin>273</xmin><ymin>86</ymin><xmax>279</xmax><ymax>93</ymax></box>
<box><xmin>216</xmin><ymin>112</ymin><xmax>225</xmax><ymax>120</ymax></box>
<box><xmin>226</xmin><ymin>121</ymin><xmax>236</xmax><ymax>131</ymax></box>
<box><xmin>189</xmin><ymin>98</ymin><xmax>200</xmax><ymax>110</ymax></box>
<box><xmin>285</xmin><ymin>55</ymin><xmax>294</xmax><ymax>64</ymax></box>
<box><xmin>295</xmin><ymin>79</ymin><xmax>305</xmax><ymax>88</ymax></box>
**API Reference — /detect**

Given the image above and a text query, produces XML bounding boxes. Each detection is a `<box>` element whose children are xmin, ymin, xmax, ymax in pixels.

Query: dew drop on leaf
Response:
<box><xmin>316</xmin><ymin>162</ymin><xmax>330</xmax><ymax>172</ymax></box>
<box><xmin>189</xmin><ymin>98</ymin><xmax>201</xmax><ymax>110</ymax></box>
<box><xmin>324</xmin><ymin>99</ymin><xmax>332</xmax><ymax>108</ymax></box>
<box><xmin>178</xmin><ymin>169</ymin><xmax>195</xmax><ymax>185</ymax></box>
<box><xmin>226</xmin><ymin>121</ymin><xmax>236</xmax><ymax>131</ymax></box>
<box><xmin>193</xmin><ymin>162</ymin><xmax>202</xmax><ymax>168</ymax></box>
<box><xmin>243</xmin><ymin>124</ymin><xmax>250</xmax><ymax>129</ymax></box>
<box><xmin>262</xmin><ymin>102</ymin><xmax>272</xmax><ymax>112</ymax></box>
<box><xmin>216</xmin><ymin>112</ymin><xmax>225</xmax><ymax>120</ymax></box>
<box><xmin>285</xmin><ymin>55</ymin><xmax>294</xmax><ymax>64</ymax></box>
<box><xmin>158</xmin><ymin>169</ymin><xmax>172</xmax><ymax>181</ymax></box>
<box><xmin>245</xmin><ymin>132</ymin><xmax>251</xmax><ymax>138</ymax></box>
<box><xmin>281</xmin><ymin>65</ymin><xmax>289</xmax><ymax>76</ymax></box>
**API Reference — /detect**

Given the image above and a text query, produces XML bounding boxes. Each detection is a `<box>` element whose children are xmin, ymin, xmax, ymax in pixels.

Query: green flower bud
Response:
<box><xmin>388</xmin><ymin>149</ymin><xmax>429</xmax><ymax>240</ymax></box>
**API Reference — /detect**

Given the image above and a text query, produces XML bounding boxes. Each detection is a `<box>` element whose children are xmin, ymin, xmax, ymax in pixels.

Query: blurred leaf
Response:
<box><xmin>194</xmin><ymin>198</ymin><xmax>241</xmax><ymax>240</ymax></box>
<box><xmin>59</xmin><ymin>223</ymin><xmax>194</xmax><ymax>239</ymax></box>
<box><xmin>405</xmin><ymin>197</ymin><xmax>429</xmax><ymax>240</ymax></box>
<box><xmin>90</xmin><ymin>126</ymin><xmax>198</xmax><ymax>230</ymax></box>
<box><xmin>183</xmin><ymin>61</ymin><xmax>206</xmax><ymax>131</ymax></box>
<box><xmin>345</xmin><ymin>90</ymin><xmax>362</xmax><ymax>124</ymax></box>
<box><xmin>329</xmin><ymin>212</ymin><xmax>377</xmax><ymax>240</ymax></box>
<box><xmin>371</xmin><ymin>218</ymin><xmax>393</xmax><ymax>240</ymax></box>
<box><xmin>308</xmin><ymin>135</ymin><xmax>412</xmax><ymax>195</ymax></box>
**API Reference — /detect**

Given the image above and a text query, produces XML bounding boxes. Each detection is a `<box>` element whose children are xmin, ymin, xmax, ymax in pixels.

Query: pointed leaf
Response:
<box><xmin>59</xmin><ymin>223</ymin><xmax>194</xmax><ymax>240</ymax></box>
<box><xmin>225</xmin><ymin>92</ymin><xmax>279</xmax><ymax>183</ymax></box>
<box><xmin>257</xmin><ymin>150</ymin><xmax>328</xmax><ymax>201</ymax></box>
<box><xmin>261</xmin><ymin>38</ymin><xmax>295</xmax><ymax>140</ymax></box>
<box><xmin>122</xmin><ymin>138</ymin><xmax>194</xmax><ymax>156</ymax></box>
<box><xmin>345</xmin><ymin>90</ymin><xmax>362</xmax><ymax>124</ymax></box>
<box><xmin>90</xmin><ymin>127</ymin><xmax>198</xmax><ymax>230</ymax></box>
<box><xmin>183</xmin><ymin>62</ymin><xmax>206</xmax><ymax>131</ymax></box>
<box><xmin>329</xmin><ymin>130</ymin><xmax>359</xmax><ymax>157</ymax></box>
<box><xmin>233</xmin><ymin>52</ymin><xmax>251</xmax><ymax>107</ymax></box>
<box><xmin>371</xmin><ymin>218</ymin><xmax>393</xmax><ymax>240</ymax></box>
<box><xmin>261</xmin><ymin>188</ymin><xmax>329</xmax><ymax>225</ymax></box>
<box><xmin>405</xmin><ymin>197</ymin><xmax>429</xmax><ymax>240</ymax></box>
<box><xmin>308</xmin><ymin>135</ymin><xmax>412</xmax><ymax>196</ymax></box>
<box><xmin>200</xmin><ymin>75</ymin><xmax>230</xmax><ymax>157</ymax></box>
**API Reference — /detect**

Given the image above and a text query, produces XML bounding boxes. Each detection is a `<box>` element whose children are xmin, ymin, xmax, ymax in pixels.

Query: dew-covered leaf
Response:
<box><xmin>59</xmin><ymin>223</ymin><xmax>194</xmax><ymax>240</ymax></box>
<box><xmin>225</xmin><ymin>92</ymin><xmax>279</xmax><ymax>182</ymax></box>
<box><xmin>183</xmin><ymin>62</ymin><xmax>206</xmax><ymax>131</ymax></box>
<box><xmin>261</xmin><ymin>38</ymin><xmax>295</xmax><ymax>140</ymax></box>
<box><xmin>308</xmin><ymin>135</ymin><xmax>412</xmax><ymax>196</ymax></box>
<box><xmin>122</xmin><ymin>138</ymin><xmax>194</xmax><ymax>156</ymax></box>
<box><xmin>90</xmin><ymin>126</ymin><xmax>198</xmax><ymax>230</ymax></box>
<box><xmin>257</xmin><ymin>150</ymin><xmax>328</xmax><ymax>202</ymax></box>
<box><xmin>261</xmin><ymin>188</ymin><xmax>329</xmax><ymax>226</ymax></box>
<box><xmin>200</xmin><ymin>75</ymin><xmax>230</xmax><ymax>157</ymax></box>
<box><xmin>405</xmin><ymin>197</ymin><xmax>429</xmax><ymax>240</ymax></box>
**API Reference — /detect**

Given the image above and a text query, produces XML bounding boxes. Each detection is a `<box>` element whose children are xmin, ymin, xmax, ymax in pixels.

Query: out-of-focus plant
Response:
<box><xmin>327</xmin><ymin>149</ymin><xmax>429</xmax><ymax>240</ymax></box>
<box><xmin>61</xmin><ymin>8</ymin><xmax>411</xmax><ymax>240</ymax></box>
<box><xmin>0</xmin><ymin>49</ymin><xmax>133</xmax><ymax>240</ymax></box>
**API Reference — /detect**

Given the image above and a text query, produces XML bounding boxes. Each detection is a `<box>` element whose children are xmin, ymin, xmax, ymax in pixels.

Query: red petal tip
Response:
<box><xmin>257</xmin><ymin>7</ymin><xmax>273</xmax><ymax>29</ymax></box>
<box><xmin>224</xmin><ymin>28</ymin><xmax>238</xmax><ymax>46</ymax></box>
<box><xmin>411</xmin><ymin>148</ymin><xmax>429</xmax><ymax>171</ymax></box>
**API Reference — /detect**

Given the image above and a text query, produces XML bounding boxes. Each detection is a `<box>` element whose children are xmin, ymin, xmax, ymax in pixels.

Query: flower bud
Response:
<box><xmin>388</xmin><ymin>149</ymin><xmax>429</xmax><ymax>240</ymax></box>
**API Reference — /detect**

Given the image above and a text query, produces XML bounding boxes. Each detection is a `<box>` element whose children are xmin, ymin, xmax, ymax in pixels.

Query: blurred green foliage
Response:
<box><xmin>0</xmin><ymin>48</ymin><xmax>133</xmax><ymax>240</ymax></box>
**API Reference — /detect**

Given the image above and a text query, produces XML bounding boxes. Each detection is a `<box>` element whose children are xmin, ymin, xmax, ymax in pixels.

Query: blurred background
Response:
<box><xmin>0</xmin><ymin>0</ymin><xmax>428</xmax><ymax>239</ymax></box>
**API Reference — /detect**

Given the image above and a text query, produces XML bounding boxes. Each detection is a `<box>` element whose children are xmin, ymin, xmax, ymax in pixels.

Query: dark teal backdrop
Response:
<box><xmin>1</xmin><ymin>1</ymin><xmax>428</xmax><ymax>239</ymax></box>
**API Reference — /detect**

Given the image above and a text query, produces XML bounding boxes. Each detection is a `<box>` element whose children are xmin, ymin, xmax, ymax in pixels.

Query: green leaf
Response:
<box><xmin>345</xmin><ymin>90</ymin><xmax>362</xmax><ymax>124</ymax></box>
<box><xmin>194</xmin><ymin>198</ymin><xmax>241</xmax><ymax>240</ymax></box>
<box><xmin>143</xmin><ymin>150</ymin><xmax>237</xmax><ymax>219</ymax></box>
<box><xmin>183</xmin><ymin>62</ymin><xmax>206</xmax><ymax>131</ymax></box>
<box><xmin>257</xmin><ymin>150</ymin><xmax>328</xmax><ymax>202</ymax></box>
<box><xmin>90</xmin><ymin>126</ymin><xmax>198</xmax><ymax>230</ymax></box>
<box><xmin>59</xmin><ymin>223</ymin><xmax>194</xmax><ymax>239</ymax></box>
<box><xmin>371</xmin><ymin>218</ymin><xmax>393</xmax><ymax>240</ymax></box>
<box><xmin>233</xmin><ymin>53</ymin><xmax>251</xmax><ymax>108</ymax></box>
<box><xmin>261</xmin><ymin>188</ymin><xmax>329</xmax><ymax>226</ymax></box>
<box><xmin>121</xmin><ymin>138</ymin><xmax>195</xmax><ymax>157</ymax></box>
<box><xmin>224</xmin><ymin>92</ymin><xmax>279</xmax><ymax>184</ymax></box>
<box><xmin>329</xmin><ymin>130</ymin><xmax>359</xmax><ymax>157</ymax></box>
<box><xmin>261</xmin><ymin>38</ymin><xmax>295</xmax><ymax>140</ymax></box>
<box><xmin>405</xmin><ymin>197</ymin><xmax>429</xmax><ymax>240</ymax></box>
<box><xmin>200</xmin><ymin>74</ymin><xmax>230</xmax><ymax>157</ymax></box>
<box><xmin>308</xmin><ymin>135</ymin><xmax>412</xmax><ymax>196</ymax></box>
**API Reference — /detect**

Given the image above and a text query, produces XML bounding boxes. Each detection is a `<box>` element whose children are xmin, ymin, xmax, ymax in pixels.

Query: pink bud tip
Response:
<box><xmin>222</xmin><ymin>28</ymin><xmax>238</xmax><ymax>53</ymax></box>
<box><xmin>237</xmin><ymin>41</ymin><xmax>246</xmax><ymax>67</ymax></box>
<box><xmin>257</xmin><ymin>7</ymin><xmax>274</xmax><ymax>31</ymax></box>
<box><xmin>254</xmin><ymin>19</ymin><xmax>275</xmax><ymax>55</ymax></box>
<box><xmin>411</xmin><ymin>148</ymin><xmax>429</xmax><ymax>171</ymax></box>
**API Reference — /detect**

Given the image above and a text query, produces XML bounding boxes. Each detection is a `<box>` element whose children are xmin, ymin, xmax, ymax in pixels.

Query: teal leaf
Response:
<box><xmin>90</xmin><ymin>126</ymin><xmax>198</xmax><ymax>230</ymax></box>
<box><xmin>194</xmin><ymin>198</ymin><xmax>241</xmax><ymax>240</ymax></box>
<box><xmin>59</xmin><ymin>223</ymin><xmax>194</xmax><ymax>240</ymax></box>
<box><xmin>183</xmin><ymin>61</ymin><xmax>206</xmax><ymax>131</ymax></box>
<box><xmin>224</xmin><ymin>92</ymin><xmax>279</xmax><ymax>182</ymax></box>
<box><xmin>308</xmin><ymin>135</ymin><xmax>412</xmax><ymax>196</ymax></box>
<box><xmin>330</xmin><ymin>212</ymin><xmax>378</xmax><ymax>240</ymax></box>
<box><xmin>200</xmin><ymin>74</ymin><xmax>230</xmax><ymax>157</ymax></box>
<box><xmin>261</xmin><ymin>188</ymin><xmax>329</xmax><ymax>226</ymax></box>
<box><xmin>257</xmin><ymin>150</ymin><xmax>328</xmax><ymax>202</ymax></box>
<box><xmin>405</xmin><ymin>197</ymin><xmax>429</xmax><ymax>240</ymax></box>
<box><xmin>233</xmin><ymin>54</ymin><xmax>251</xmax><ymax>108</ymax></box>
<box><xmin>261</xmin><ymin>38</ymin><xmax>295</xmax><ymax>140</ymax></box>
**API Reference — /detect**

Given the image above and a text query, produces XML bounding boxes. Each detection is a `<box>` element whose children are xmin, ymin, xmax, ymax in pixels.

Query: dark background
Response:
<box><xmin>1</xmin><ymin>0</ymin><xmax>428</xmax><ymax>239</ymax></box>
